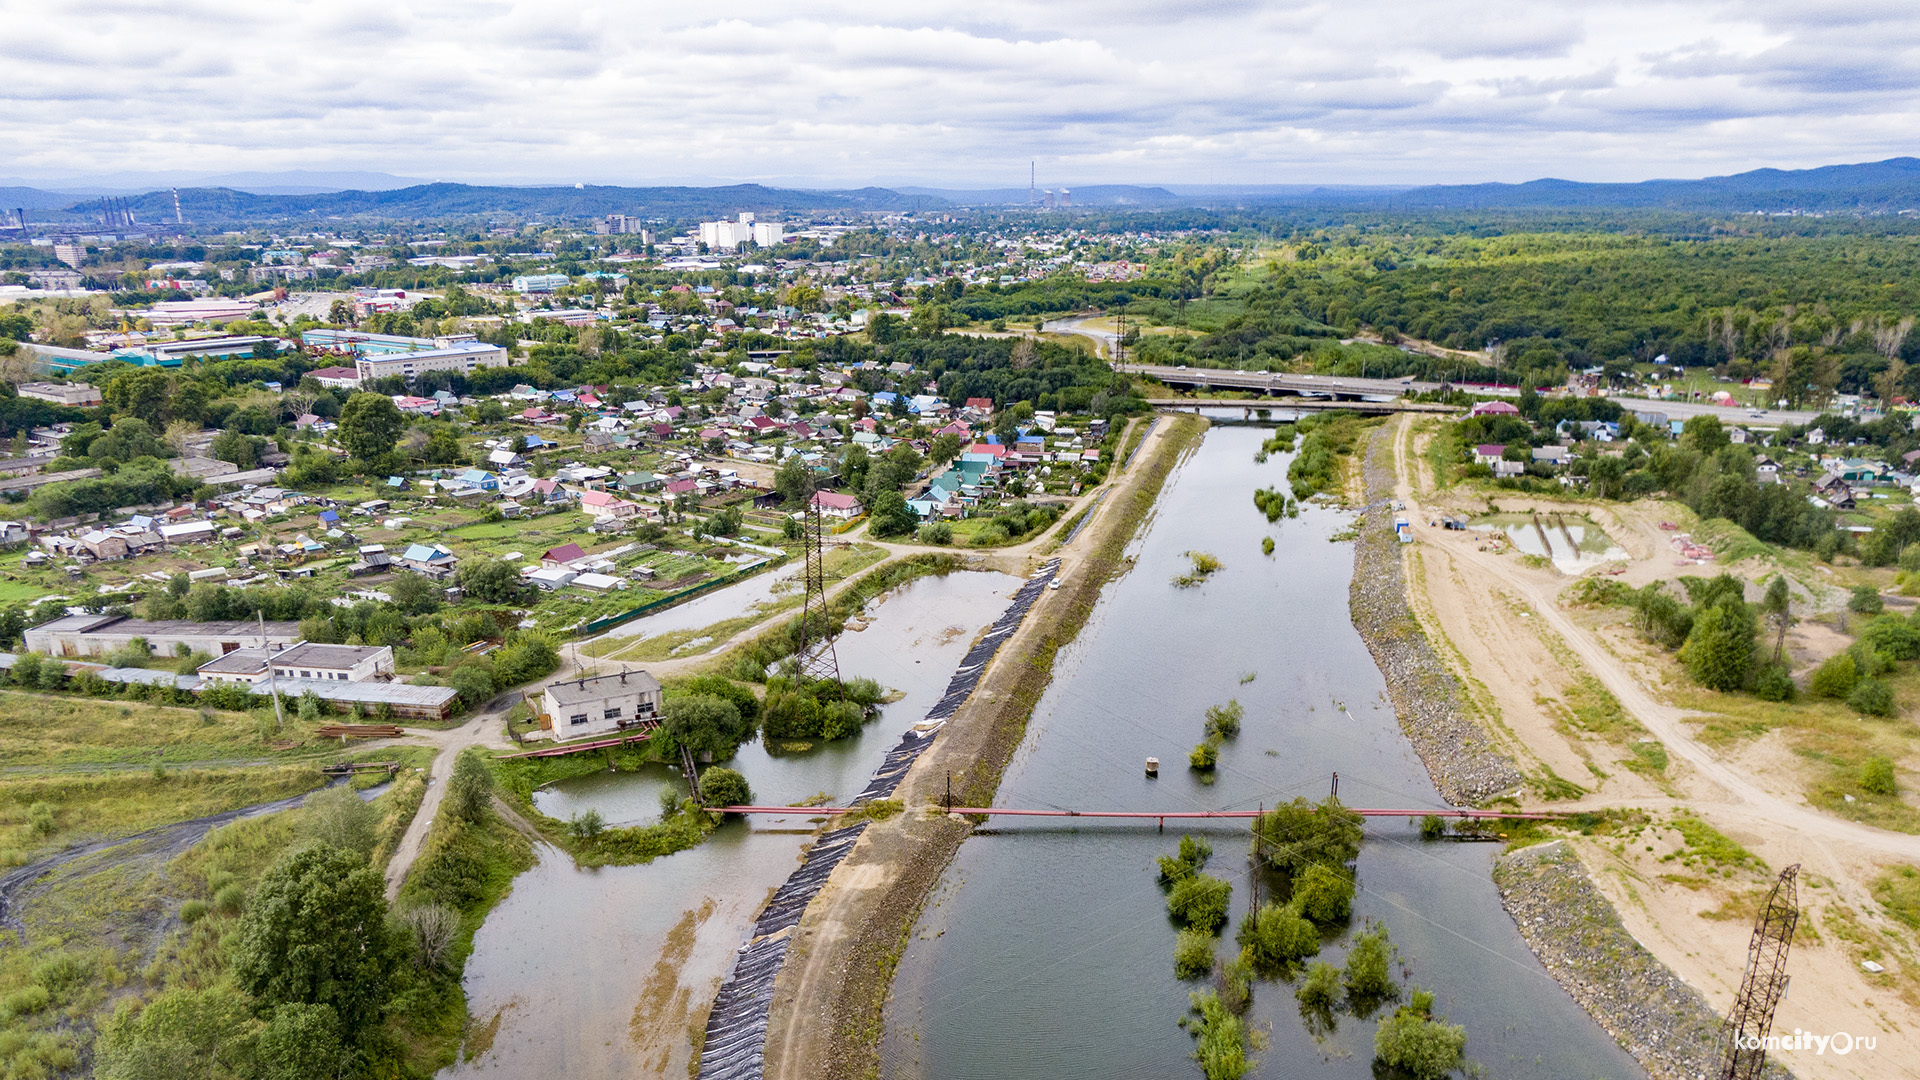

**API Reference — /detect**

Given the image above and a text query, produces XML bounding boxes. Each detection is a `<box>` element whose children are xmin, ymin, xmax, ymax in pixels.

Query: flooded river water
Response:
<box><xmin>881</xmin><ymin>427</ymin><xmax>1645</xmax><ymax>1080</ymax></box>
<box><xmin>445</xmin><ymin>569</ymin><xmax>1023</xmax><ymax>1077</ymax></box>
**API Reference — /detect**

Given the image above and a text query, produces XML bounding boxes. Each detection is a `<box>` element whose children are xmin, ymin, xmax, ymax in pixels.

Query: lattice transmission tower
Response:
<box><xmin>1719</xmin><ymin>863</ymin><xmax>1800</xmax><ymax>1080</ymax></box>
<box><xmin>793</xmin><ymin>477</ymin><xmax>844</xmax><ymax>690</ymax></box>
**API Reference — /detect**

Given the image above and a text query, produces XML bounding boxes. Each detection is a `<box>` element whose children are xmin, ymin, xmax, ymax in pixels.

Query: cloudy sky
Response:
<box><xmin>4</xmin><ymin>0</ymin><xmax>1917</xmax><ymax>188</ymax></box>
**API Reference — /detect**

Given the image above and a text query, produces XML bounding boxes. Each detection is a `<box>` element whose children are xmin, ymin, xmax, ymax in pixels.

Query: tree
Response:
<box><xmin>329</xmin><ymin>299</ymin><xmax>354</xmax><ymax>326</ymax></box>
<box><xmin>1374</xmin><ymin>995</ymin><xmax>1467</xmax><ymax>1080</ymax></box>
<box><xmin>389</xmin><ymin>572</ymin><xmax>442</xmax><ymax>615</ymax></box>
<box><xmin>230</xmin><ymin>845</ymin><xmax>396</xmax><ymax>1043</ymax></box>
<box><xmin>445</xmin><ymin>747</ymin><xmax>495</xmax><ymax>824</ymax></box>
<box><xmin>399</xmin><ymin>904</ymin><xmax>460</xmax><ymax>972</ymax></box>
<box><xmin>696</xmin><ymin>766</ymin><xmax>752</xmax><ymax>808</ymax></box>
<box><xmin>659</xmin><ymin>693</ymin><xmax>752</xmax><ymax>758</ymax></box>
<box><xmin>447</xmin><ymin>664</ymin><xmax>496</xmax><ymax>710</ymax></box>
<box><xmin>1681</xmin><ymin>414</ymin><xmax>1729</xmax><ymax>453</ymax></box>
<box><xmin>774</xmin><ymin>454</ymin><xmax>810</xmax><ymax>506</ymax></box>
<box><xmin>868</xmin><ymin>490</ymin><xmax>917</xmax><ymax>538</ymax></box>
<box><xmin>336</xmin><ymin>393</ymin><xmax>405</xmax><ymax>463</ymax></box>
<box><xmin>566</xmin><ymin>808</ymin><xmax>607</xmax><ymax>841</ymax></box>
<box><xmin>929</xmin><ymin>432</ymin><xmax>964</xmax><ymax>465</ymax></box>
<box><xmin>1236</xmin><ymin>900</ymin><xmax>1319</xmax><ymax>973</ymax></box>
<box><xmin>456</xmin><ymin>559</ymin><xmax>530</xmax><ymax>605</ymax></box>
<box><xmin>1252</xmin><ymin>796</ymin><xmax>1363</xmax><ymax>874</ymax></box>
<box><xmin>1863</xmin><ymin>755</ymin><xmax>1900</xmax><ymax>795</ymax></box>
<box><xmin>1679</xmin><ymin>601</ymin><xmax>1755</xmax><ymax>692</ymax></box>
<box><xmin>94</xmin><ymin>986</ymin><xmax>259</xmax><ymax>1080</ymax></box>
<box><xmin>89</xmin><ymin>417</ymin><xmax>166</xmax><ymax>463</ymax></box>
<box><xmin>1849</xmin><ymin>585</ymin><xmax>1885</xmax><ymax>615</ymax></box>
<box><xmin>1342</xmin><ymin>923</ymin><xmax>1398</xmax><ymax>1002</ymax></box>
<box><xmin>1292</xmin><ymin>863</ymin><xmax>1355</xmax><ymax>924</ymax></box>
<box><xmin>255</xmin><ymin>1003</ymin><xmax>346</xmax><ymax>1080</ymax></box>
<box><xmin>210</xmin><ymin>428</ymin><xmax>263</xmax><ymax>470</ymax></box>
<box><xmin>1762</xmin><ymin>574</ymin><xmax>1792</xmax><ymax>663</ymax></box>
<box><xmin>1166</xmin><ymin>873</ymin><xmax>1233</xmax><ymax>933</ymax></box>
<box><xmin>1810</xmin><ymin>651</ymin><xmax>1858</xmax><ymax>699</ymax></box>
<box><xmin>297</xmin><ymin>785</ymin><xmax>379</xmax><ymax>860</ymax></box>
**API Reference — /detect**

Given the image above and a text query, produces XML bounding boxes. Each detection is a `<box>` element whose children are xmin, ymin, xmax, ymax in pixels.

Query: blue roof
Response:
<box><xmin>458</xmin><ymin>469</ymin><xmax>492</xmax><ymax>483</ymax></box>
<box><xmin>402</xmin><ymin>543</ymin><xmax>452</xmax><ymax>562</ymax></box>
<box><xmin>318</xmin><ymin>509</ymin><xmax>339</xmax><ymax>522</ymax></box>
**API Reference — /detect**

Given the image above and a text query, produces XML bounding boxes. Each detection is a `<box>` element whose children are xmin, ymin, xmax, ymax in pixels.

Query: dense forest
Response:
<box><xmin>1127</xmin><ymin>224</ymin><xmax>1920</xmax><ymax>403</ymax></box>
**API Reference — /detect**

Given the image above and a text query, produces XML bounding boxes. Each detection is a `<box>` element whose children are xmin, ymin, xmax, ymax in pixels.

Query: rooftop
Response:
<box><xmin>546</xmin><ymin>670</ymin><xmax>662</xmax><ymax>706</ymax></box>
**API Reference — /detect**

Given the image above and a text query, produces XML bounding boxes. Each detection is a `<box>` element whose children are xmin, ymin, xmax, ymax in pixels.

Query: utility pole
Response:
<box><xmin>1330</xmin><ymin>771</ymin><xmax>1339</xmax><ymax>800</ymax></box>
<box><xmin>259</xmin><ymin>610</ymin><xmax>285</xmax><ymax>732</ymax></box>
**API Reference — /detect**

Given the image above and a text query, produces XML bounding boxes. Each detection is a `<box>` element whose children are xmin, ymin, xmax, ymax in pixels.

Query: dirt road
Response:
<box><xmin>381</xmin><ymin>699</ymin><xmax>527</xmax><ymax>900</ymax></box>
<box><xmin>1387</xmin><ymin>413</ymin><xmax>1920</xmax><ymax>1077</ymax></box>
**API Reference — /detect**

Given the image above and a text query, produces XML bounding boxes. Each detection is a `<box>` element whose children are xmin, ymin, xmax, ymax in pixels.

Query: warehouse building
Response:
<box><xmin>541</xmin><ymin>669</ymin><xmax>662</xmax><ymax>739</ymax></box>
<box><xmin>25</xmin><ymin>614</ymin><xmax>299</xmax><ymax>659</ymax></box>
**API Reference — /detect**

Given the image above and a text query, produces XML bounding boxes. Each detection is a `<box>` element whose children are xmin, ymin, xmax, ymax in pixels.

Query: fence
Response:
<box><xmin>573</xmin><ymin>559</ymin><xmax>783</xmax><ymax>637</ymax></box>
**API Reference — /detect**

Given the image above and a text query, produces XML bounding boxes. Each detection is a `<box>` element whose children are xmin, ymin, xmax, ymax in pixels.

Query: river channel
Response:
<box><xmin>882</xmin><ymin>426</ymin><xmax>1644</xmax><ymax>1080</ymax></box>
<box><xmin>444</xmin><ymin>568</ymin><xmax>1023</xmax><ymax>1077</ymax></box>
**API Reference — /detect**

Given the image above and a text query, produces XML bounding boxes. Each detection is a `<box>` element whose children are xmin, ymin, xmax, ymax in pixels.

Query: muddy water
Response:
<box><xmin>882</xmin><ymin>427</ymin><xmax>1645</xmax><ymax>1080</ymax></box>
<box><xmin>1471</xmin><ymin>512</ymin><xmax>1626</xmax><ymax>573</ymax></box>
<box><xmin>446</xmin><ymin>570</ymin><xmax>1024</xmax><ymax>1077</ymax></box>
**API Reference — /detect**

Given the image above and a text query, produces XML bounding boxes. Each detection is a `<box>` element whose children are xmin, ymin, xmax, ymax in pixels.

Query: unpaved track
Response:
<box><xmin>1389</xmin><ymin>413</ymin><xmax>1920</xmax><ymax>1075</ymax></box>
<box><xmin>382</xmin><ymin>701</ymin><xmax>525</xmax><ymax>900</ymax></box>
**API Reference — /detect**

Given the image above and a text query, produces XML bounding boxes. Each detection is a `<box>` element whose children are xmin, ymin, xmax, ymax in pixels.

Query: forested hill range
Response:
<box><xmin>17</xmin><ymin>181</ymin><xmax>947</xmax><ymax>226</ymax></box>
<box><xmin>11</xmin><ymin>157</ymin><xmax>1920</xmax><ymax>225</ymax></box>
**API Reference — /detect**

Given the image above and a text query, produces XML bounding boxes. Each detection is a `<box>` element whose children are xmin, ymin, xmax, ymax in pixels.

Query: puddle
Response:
<box><xmin>1470</xmin><ymin>512</ymin><xmax>1626</xmax><ymax>572</ymax></box>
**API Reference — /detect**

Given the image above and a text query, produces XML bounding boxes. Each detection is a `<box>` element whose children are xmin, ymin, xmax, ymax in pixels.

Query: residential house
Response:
<box><xmin>1473</xmin><ymin>444</ymin><xmax>1507</xmax><ymax>466</ymax></box>
<box><xmin>811</xmin><ymin>490</ymin><xmax>864</xmax><ymax>520</ymax></box>
<box><xmin>580</xmin><ymin>490</ymin><xmax>643</xmax><ymax>522</ymax></box>
<box><xmin>400</xmin><ymin>543</ymin><xmax>458</xmax><ymax>577</ymax></box>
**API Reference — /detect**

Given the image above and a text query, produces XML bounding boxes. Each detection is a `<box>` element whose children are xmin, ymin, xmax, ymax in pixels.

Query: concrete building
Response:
<box><xmin>511</xmin><ymin>274</ymin><xmax>570</xmax><ymax>294</ymax></box>
<box><xmin>353</xmin><ymin>341</ymin><xmax>509</xmax><ymax>384</ymax></box>
<box><xmin>16</xmin><ymin>382</ymin><xmax>102</xmax><ymax>406</ymax></box>
<box><xmin>197</xmin><ymin>642</ymin><xmax>395</xmax><ymax>686</ymax></box>
<box><xmin>698</xmin><ymin>214</ymin><xmax>783</xmax><ymax>251</ymax></box>
<box><xmin>25</xmin><ymin>614</ymin><xmax>299</xmax><ymax>659</ymax></box>
<box><xmin>541</xmin><ymin>669</ymin><xmax>663</xmax><ymax>738</ymax></box>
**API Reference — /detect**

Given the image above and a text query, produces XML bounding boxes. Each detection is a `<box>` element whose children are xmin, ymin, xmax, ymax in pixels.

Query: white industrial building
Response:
<box><xmin>541</xmin><ymin>670</ymin><xmax>663</xmax><ymax>739</ymax></box>
<box><xmin>196</xmin><ymin>642</ymin><xmax>395</xmax><ymax>686</ymax></box>
<box><xmin>699</xmin><ymin>214</ymin><xmax>784</xmax><ymax>251</ymax></box>
<box><xmin>353</xmin><ymin>341</ymin><xmax>510</xmax><ymax>383</ymax></box>
<box><xmin>25</xmin><ymin>615</ymin><xmax>299</xmax><ymax>658</ymax></box>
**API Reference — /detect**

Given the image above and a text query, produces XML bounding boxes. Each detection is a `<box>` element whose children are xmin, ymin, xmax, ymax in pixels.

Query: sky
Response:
<box><xmin>4</xmin><ymin>0</ymin><xmax>1918</xmax><ymax>189</ymax></box>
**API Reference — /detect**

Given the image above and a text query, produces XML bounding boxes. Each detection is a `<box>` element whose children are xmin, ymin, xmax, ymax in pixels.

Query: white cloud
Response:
<box><xmin>0</xmin><ymin>0</ymin><xmax>1917</xmax><ymax>186</ymax></box>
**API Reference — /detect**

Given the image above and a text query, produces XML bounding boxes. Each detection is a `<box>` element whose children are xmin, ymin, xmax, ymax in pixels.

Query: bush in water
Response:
<box><xmin>1174</xmin><ymin>930</ymin><xmax>1216</xmax><ymax>980</ymax></box>
<box><xmin>1292</xmin><ymin>863</ymin><xmax>1355</xmax><ymax>924</ymax></box>
<box><xmin>1373</xmin><ymin>990</ymin><xmax>1467</xmax><ymax>1080</ymax></box>
<box><xmin>1296</xmin><ymin>960</ymin><xmax>1342</xmax><ymax>1012</ymax></box>
<box><xmin>1342</xmin><ymin>923</ymin><xmax>1399</xmax><ymax>1005</ymax></box>
<box><xmin>1237</xmin><ymin>900</ymin><xmax>1319</xmax><ymax>975</ymax></box>
<box><xmin>1167</xmin><ymin>874</ymin><xmax>1233</xmax><ymax>934</ymax></box>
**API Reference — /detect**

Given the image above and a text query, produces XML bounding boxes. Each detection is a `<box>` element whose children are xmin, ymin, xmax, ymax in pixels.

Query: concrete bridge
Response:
<box><xmin>1144</xmin><ymin>397</ymin><xmax>1460</xmax><ymax>416</ymax></box>
<box><xmin>1117</xmin><ymin>363</ymin><xmax>1442</xmax><ymax>399</ymax></box>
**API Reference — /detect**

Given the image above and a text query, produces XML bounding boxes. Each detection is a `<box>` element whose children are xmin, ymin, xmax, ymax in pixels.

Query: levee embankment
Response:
<box><xmin>757</xmin><ymin>413</ymin><xmax>1208</xmax><ymax>1080</ymax></box>
<box><xmin>1350</xmin><ymin>427</ymin><xmax>1524</xmax><ymax>804</ymax></box>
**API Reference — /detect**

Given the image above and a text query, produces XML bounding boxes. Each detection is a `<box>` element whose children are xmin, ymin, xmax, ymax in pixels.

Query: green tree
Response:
<box><xmin>336</xmin><ymin>392</ymin><xmax>405</xmax><ymax>463</ymax></box>
<box><xmin>868</xmin><ymin>490</ymin><xmax>917</xmax><ymax>537</ymax></box>
<box><xmin>1292</xmin><ymin>863</ymin><xmax>1355</xmax><ymax>923</ymax></box>
<box><xmin>1374</xmin><ymin>994</ymin><xmax>1468</xmax><ymax>1080</ymax></box>
<box><xmin>661</xmin><ymin>694</ymin><xmax>753</xmax><ymax>758</ymax></box>
<box><xmin>1679</xmin><ymin>602</ymin><xmax>1755</xmax><ymax>692</ymax></box>
<box><xmin>1236</xmin><ymin>900</ymin><xmax>1319</xmax><ymax>973</ymax></box>
<box><xmin>1174</xmin><ymin>929</ymin><xmax>1216</xmax><ymax>979</ymax></box>
<box><xmin>389</xmin><ymin>572</ymin><xmax>442</xmax><ymax>615</ymax></box>
<box><xmin>94</xmin><ymin>986</ymin><xmax>259</xmax><ymax>1080</ymax></box>
<box><xmin>210</xmin><ymin>428</ymin><xmax>263</xmax><ymax>469</ymax></box>
<box><xmin>1681</xmin><ymin>414</ymin><xmax>1729</xmax><ymax>454</ymax></box>
<box><xmin>929</xmin><ymin>432</ymin><xmax>964</xmax><ymax>464</ymax></box>
<box><xmin>1863</xmin><ymin>755</ymin><xmax>1900</xmax><ymax>795</ymax></box>
<box><xmin>456</xmin><ymin>559</ymin><xmax>530</xmax><ymax>604</ymax></box>
<box><xmin>1251</xmin><ymin>796</ymin><xmax>1363</xmax><ymax>874</ymax></box>
<box><xmin>230</xmin><ymin>845</ymin><xmax>396</xmax><ymax>1043</ymax></box>
<box><xmin>89</xmin><ymin>417</ymin><xmax>166</xmax><ymax>463</ymax></box>
<box><xmin>696</xmin><ymin>766</ymin><xmax>752</xmax><ymax>808</ymax></box>
<box><xmin>1343</xmin><ymin>923</ymin><xmax>1398</xmax><ymax>1002</ymax></box>
<box><xmin>255</xmin><ymin>1003</ymin><xmax>346</xmax><ymax>1080</ymax></box>
<box><xmin>297</xmin><ymin>785</ymin><xmax>379</xmax><ymax>860</ymax></box>
<box><xmin>444</xmin><ymin>747</ymin><xmax>495</xmax><ymax>824</ymax></box>
<box><xmin>1810</xmin><ymin>651</ymin><xmax>1859</xmax><ymax>699</ymax></box>
<box><xmin>448</xmin><ymin>664</ymin><xmax>496</xmax><ymax>710</ymax></box>
<box><xmin>774</xmin><ymin>454</ymin><xmax>810</xmax><ymax>506</ymax></box>
<box><xmin>1167</xmin><ymin>873</ymin><xmax>1233</xmax><ymax>933</ymax></box>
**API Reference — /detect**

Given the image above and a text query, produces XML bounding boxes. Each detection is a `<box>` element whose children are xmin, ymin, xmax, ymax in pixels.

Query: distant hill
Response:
<box><xmin>1373</xmin><ymin>158</ymin><xmax>1920</xmax><ymax>213</ymax></box>
<box><xmin>29</xmin><ymin>182</ymin><xmax>949</xmax><ymax>226</ymax></box>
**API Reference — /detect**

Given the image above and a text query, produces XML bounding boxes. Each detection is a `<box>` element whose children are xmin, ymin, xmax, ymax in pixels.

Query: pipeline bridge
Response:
<box><xmin>1116</xmin><ymin>363</ymin><xmax>1444</xmax><ymax>399</ymax></box>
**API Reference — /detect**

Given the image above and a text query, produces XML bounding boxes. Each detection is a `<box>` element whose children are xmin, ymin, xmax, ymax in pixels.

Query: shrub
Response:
<box><xmin>1863</xmin><ymin>756</ymin><xmax>1900</xmax><ymax>796</ymax></box>
<box><xmin>1167</xmin><ymin>874</ymin><xmax>1233</xmax><ymax>934</ymax></box>
<box><xmin>299</xmin><ymin>785</ymin><xmax>379</xmax><ymax>858</ymax></box>
<box><xmin>1753</xmin><ymin>664</ymin><xmax>1796</xmax><ymax>702</ymax></box>
<box><xmin>27</xmin><ymin>802</ymin><xmax>55</xmax><ymax>837</ymax></box>
<box><xmin>179</xmin><ymin>899</ymin><xmax>211</xmax><ymax>924</ymax></box>
<box><xmin>1</xmin><ymin>984</ymin><xmax>50</xmax><ymax>1017</ymax></box>
<box><xmin>213</xmin><ymin>883</ymin><xmax>246</xmax><ymax>916</ymax></box>
<box><xmin>1217</xmin><ymin>957</ymin><xmax>1253</xmax><ymax>1014</ymax></box>
<box><xmin>1189</xmin><ymin>740</ymin><xmax>1218</xmax><ymax>771</ymax></box>
<box><xmin>1159</xmin><ymin>835</ymin><xmax>1212</xmax><ymax>884</ymax></box>
<box><xmin>1861</xmin><ymin>615</ymin><xmax>1920</xmax><ymax>661</ymax></box>
<box><xmin>1419</xmin><ymin>814</ymin><xmax>1446</xmax><ymax>840</ymax></box>
<box><xmin>1252</xmin><ymin>796</ymin><xmax>1363</xmax><ymax>874</ymax></box>
<box><xmin>917</xmin><ymin>522</ymin><xmax>953</xmax><ymax>545</ymax></box>
<box><xmin>1850</xmin><ymin>678</ymin><xmax>1897</xmax><ymax>718</ymax></box>
<box><xmin>697</xmin><ymin>767</ymin><xmax>752</xmax><ymax>809</ymax></box>
<box><xmin>566</xmin><ymin>809</ymin><xmax>606</xmax><ymax>842</ymax></box>
<box><xmin>1174</xmin><ymin>930</ymin><xmax>1216</xmax><ymax>980</ymax></box>
<box><xmin>445</xmin><ymin>747</ymin><xmax>495</xmax><ymax>824</ymax></box>
<box><xmin>1237</xmin><ymin>900</ymin><xmax>1319</xmax><ymax>973</ymax></box>
<box><xmin>1261</xmin><ymin>536</ymin><xmax>1275</xmax><ymax>556</ymax></box>
<box><xmin>1292</xmin><ymin>863</ymin><xmax>1355</xmax><ymax>924</ymax></box>
<box><xmin>1374</xmin><ymin>1006</ymin><xmax>1468</xmax><ymax>1080</ymax></box>
<box><xmin>1297</xmin><ymin>959</ymin><xmax>1342</xmax><ymax>1011</ymax></box>
<box><xmin>1343</xmin><ymin>923</ymin><xmax>1398</xmax><ymax>1002</ymax></box>
<box><xmin>1809</xmin><ymin>652</ymin><xmax>1859</xmax><ymax>699</ymax></box>
<box><xmin>1185</xmin><ymin>990</ymin><xmax>1248</xmax><ymax>1080</ymax></box>
<box><xmin>1203</xmin><ymin>699</ymin><xmax>1243</xmax><ymax>740</ymax></box>
<box><xmin>400</xmin><ymin>903</ymin><xmax>460</xmax><ymax>971</ymax></box>
<box><xmin>1850</xmin><ymin>585</ymin><xmax>1885</xmax><ymax>615</ymax></box>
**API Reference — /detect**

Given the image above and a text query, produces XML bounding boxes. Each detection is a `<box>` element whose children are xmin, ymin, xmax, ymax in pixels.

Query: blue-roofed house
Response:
<box><xmin>386</xmin><ymin>476</ymin><xmax>409</xmax><ymax>489</ymax></box>
<box><xmin>454</xmin><ymin>469</ymin><xmax>498</xmax><ymax>492</ymax></box>
<box><xmin>400</xmin><ymin>543</ymin><xmax>458</xmax><ymax>576</ymax></box>
<box><xmin>318</xmin><ymin>509</ymin><xmax>339</xmax><ymax>524</ymax></box>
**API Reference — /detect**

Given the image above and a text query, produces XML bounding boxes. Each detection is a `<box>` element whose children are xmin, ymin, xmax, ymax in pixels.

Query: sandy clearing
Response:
<box><xmin>1389</xmin><ymin>414</ymin><xmax>1920</xmax><ymax>1079</ymax></box>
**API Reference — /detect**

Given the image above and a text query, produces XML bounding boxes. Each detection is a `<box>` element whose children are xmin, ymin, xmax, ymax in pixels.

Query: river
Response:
<box><xmin>881</xmin><ymin>426</ymin><xmax>1645</xmax><ymax>1080</ymax></box>
<box><xmin>445</xmin><ymin>568</ymin><xmax>1024</xmax><ymax>1077</ymax></box>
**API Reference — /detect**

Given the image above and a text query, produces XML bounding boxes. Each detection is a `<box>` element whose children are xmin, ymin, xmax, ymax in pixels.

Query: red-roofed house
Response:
<box><xmin>966</xmin><ymin>442</ymin><xmax>1008</xmax><ymax>459</ymax></box>
<box><xmin>665</xmin><ymin>478</ymin><xmax>698</xmax><ymax>497</ymax></box>
<box><xmin>542</xmin><ymin>543</ymin><xmax>588</xmax><ymax>565</ymax></box>
<box><xmin>964</xmin><ymin>397</ymin><xmax>995</xmax><ymax>414</ymax></box>
<box><xmin>1473</xmin><ymin>444</ymin><xmax>1508</xmax><ymax>465</ymax></box>
<box><xmin>308</xmin><ymin>366</ymin><xmax>361</xmax><ymax>390</ymax></box>
<box><xmin>811</xmin><ymin>491</ymin><xmax>865</xmax><ymax>519</ymax></box>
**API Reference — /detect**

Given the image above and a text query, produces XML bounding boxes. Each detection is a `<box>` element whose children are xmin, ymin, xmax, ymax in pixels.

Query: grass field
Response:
<box><xmin>0</xmin><ymin>690</ymin><xmax>353</xmax><ymax>767</ymax></box>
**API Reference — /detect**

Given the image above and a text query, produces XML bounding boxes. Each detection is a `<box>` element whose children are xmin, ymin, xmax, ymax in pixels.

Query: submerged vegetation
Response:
<box><xmin>1173</xmin><ymin>550</ymin><xmax>1224</xmax><ymax>589</ymax></box>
